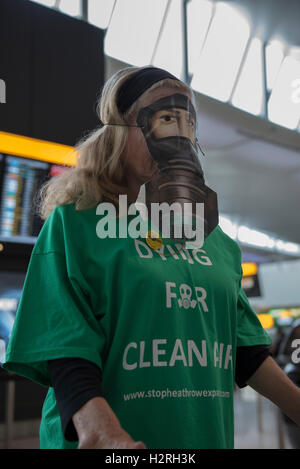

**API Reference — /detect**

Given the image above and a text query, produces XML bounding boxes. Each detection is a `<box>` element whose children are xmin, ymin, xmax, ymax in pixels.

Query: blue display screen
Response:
<box><xmin>0</xmin><ymin>271</ymin><xmax>26</xmax><ymax>364</ymax></box>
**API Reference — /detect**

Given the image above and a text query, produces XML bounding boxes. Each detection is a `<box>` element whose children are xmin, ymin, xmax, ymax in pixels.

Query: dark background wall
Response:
<box><xmin>0</xmin><ymin>0</ymin><xmax>104</xmax><ymax>146</ymax></box>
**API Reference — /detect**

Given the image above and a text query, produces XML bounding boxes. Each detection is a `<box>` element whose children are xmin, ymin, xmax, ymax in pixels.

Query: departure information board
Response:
<box><xmin>0</xmin><ymin>153</ymin><xmax>69</xmax><ymax>243</ymax></box>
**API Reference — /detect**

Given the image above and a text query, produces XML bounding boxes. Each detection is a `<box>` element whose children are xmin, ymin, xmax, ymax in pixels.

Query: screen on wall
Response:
<box><xmin>241</xmin><ymin>273</ymin><xmax>261</xmax><ymax>297</ymax></box>
<box><xmin>0</xmin><ymin>153</ymin><xmax>70</xmax><ymax>244</ymax></box>
<box><xmin>0</xmin><ymin>154</ymin><xmax>49</xmax><ymax>242</ymax></box>
<box><xmin>0</xmin><ymin>271</ymin><xmax>26</xmax><ymax>364</ymax></box>
<box><xmin>0</xmin><ymin>0</ymin><xmax>104</xmax><ymax>146</ymax></box>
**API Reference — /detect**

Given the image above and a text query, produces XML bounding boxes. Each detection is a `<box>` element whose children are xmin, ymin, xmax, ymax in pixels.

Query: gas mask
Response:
<box><xmin>136</xmin><ymin>93</ymin><xmax>219</xmax><ymax>248</ymax></box>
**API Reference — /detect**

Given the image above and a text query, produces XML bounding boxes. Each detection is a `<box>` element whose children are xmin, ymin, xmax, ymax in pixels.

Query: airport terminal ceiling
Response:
<box><xmin>192</xmin><ymin>0</ymin><xmax>300</xmax><ymax>252</ymax></box>
<box><xmin>215</xmin><ymin>0</ymin><xmax>300</xmax><ymax>251</ymax></box>
<box><xmin>229</xmin><ymin>0</ymin><xmax>300</xmax><ymax>47</ymax></box>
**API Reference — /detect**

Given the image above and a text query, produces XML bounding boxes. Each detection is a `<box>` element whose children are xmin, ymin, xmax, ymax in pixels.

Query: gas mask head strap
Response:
<box><xmin>116</xmin><ymin>67</ymin><xmax>179</xmax><ymax>115</ymax></box>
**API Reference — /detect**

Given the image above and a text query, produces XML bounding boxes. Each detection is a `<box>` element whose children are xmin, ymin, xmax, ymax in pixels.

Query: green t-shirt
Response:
<box><xmin>3</xmin><ymin>202</ymin><xmax>272</xmax><ymax>449</ymax></box>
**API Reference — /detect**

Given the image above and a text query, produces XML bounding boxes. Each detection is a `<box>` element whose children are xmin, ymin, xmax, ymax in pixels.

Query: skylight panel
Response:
<box><xmin>88</xmin><ymin>0</ymin><xmax>115</xmax><ymax>30</ymax></box>
<box><xmin>191</xmin><ymin>2</ymin><xmax>250</xmax><ymax>102</ymax></box>
<box><xmin>59</xmin><ymin>0</ymin><xmax>81</xmax><ymax>17</ymax></box>
<box><xmin>105</xmin><ymin>0</ymin><xmax>168</xmax><ymax>67</ymax></box>
<box><xmin>266</xmin><ymin>39</ymin><xmax>284</xmax><ymax>91</ymax></box>
<box><xmin>187</xmin><ymin>0</ymin><xmax>213</xmax><ymax>75</ymax></box>
<box><xmin>268</xmin><ymin>55</ymin><xmax>300</xmax><ymax>129</ymax></box>
<box><xmin>231</xmin><ymin>37</ymin><xmax>263</xmax><ymax>116</ymax></box>
<box><xmin>30</xmin><ymin>0</ymin><xmax>56</xmax><ymax>7</ymax></box>
<box><xmin>151</xmin><ymin>0</ymin><xmax>183</xmax><ymax>78</ymax></box>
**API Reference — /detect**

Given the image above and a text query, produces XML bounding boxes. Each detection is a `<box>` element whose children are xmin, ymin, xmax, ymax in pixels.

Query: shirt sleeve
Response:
<box><xmin>236</xmin><ymin>285</ymin><xmax>273</xmax><ymax>347</ymax></box>
<box><xmin>2</xmin><ymin>205</ymin><xmax>107</xmax><ymax>387</ymax></box>
<box><xmin>48</xmin><ymin>357</ymin><xmax>104</xmax><ymax>442</ymax></box>
<box><xmin>235</xmin><ymin>345</ymin><xmax>272</xmax><ymax>388</ymax></box>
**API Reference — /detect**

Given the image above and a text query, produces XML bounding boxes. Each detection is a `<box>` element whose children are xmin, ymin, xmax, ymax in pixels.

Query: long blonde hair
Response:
<box><xmin>36</xmin><ymin>66</ymin><xmax>194</xmax><ymax>220</ymax></box>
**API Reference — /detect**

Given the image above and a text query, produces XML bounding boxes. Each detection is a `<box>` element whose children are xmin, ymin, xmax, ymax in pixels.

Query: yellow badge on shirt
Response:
<box><xmin>145</xmin><ymin>230</ymin><xmax>162</xmax><ymax>250</ymax></box>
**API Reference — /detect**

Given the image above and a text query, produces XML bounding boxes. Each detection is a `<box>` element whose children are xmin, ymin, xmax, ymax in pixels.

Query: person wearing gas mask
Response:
<box><xmin>3</xmin><ymin>66</ymin><xmax>300</xmax><ymax>450</ymax></box>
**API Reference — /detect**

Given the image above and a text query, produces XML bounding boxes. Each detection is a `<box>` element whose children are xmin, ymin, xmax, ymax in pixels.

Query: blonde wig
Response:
<box><xmin>36</xmin><ymin>66</ymin><xmax>194</xmax><ymax>220</ymax></box>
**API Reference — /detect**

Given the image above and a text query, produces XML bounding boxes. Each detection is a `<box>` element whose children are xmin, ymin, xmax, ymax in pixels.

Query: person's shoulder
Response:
<box><xmin>207</xmin><ymin>224</ymin><xmax>242</xmax><ymax>265</ymax></box>
<box><xmin>33</xmin><ymin>202</ymin><xmax>98</xmax><ymax>254</ymax></box>
<box><xmin>52</xmin><ymin>201</ymin><xmax>99</xmax><ymax>223</ymax></box>
<box><xmin>40</xmin><ymin>202</ymin><xmax>77</xmax><ymax>232</ymax></box>
<box><xmin>214</xmin><ymin>225</ymin><xmax>241</xmax><ymax>251</ymax></box>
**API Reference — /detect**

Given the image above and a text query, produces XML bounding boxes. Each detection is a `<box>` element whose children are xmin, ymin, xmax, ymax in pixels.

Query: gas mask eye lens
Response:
<box><xmin>151</xmin><ymin>108</ymin><xmax>196</xmax><ymax>141</ymax></box>
<box><xmin>151</xmin><ymin>111</ymin><xmax>177</xmax><ymax>138</ymax></box>
<box><xmin>161</xmin><ymin>113</ymin><xmax>173</xmax><ymax>119</ymax></box>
